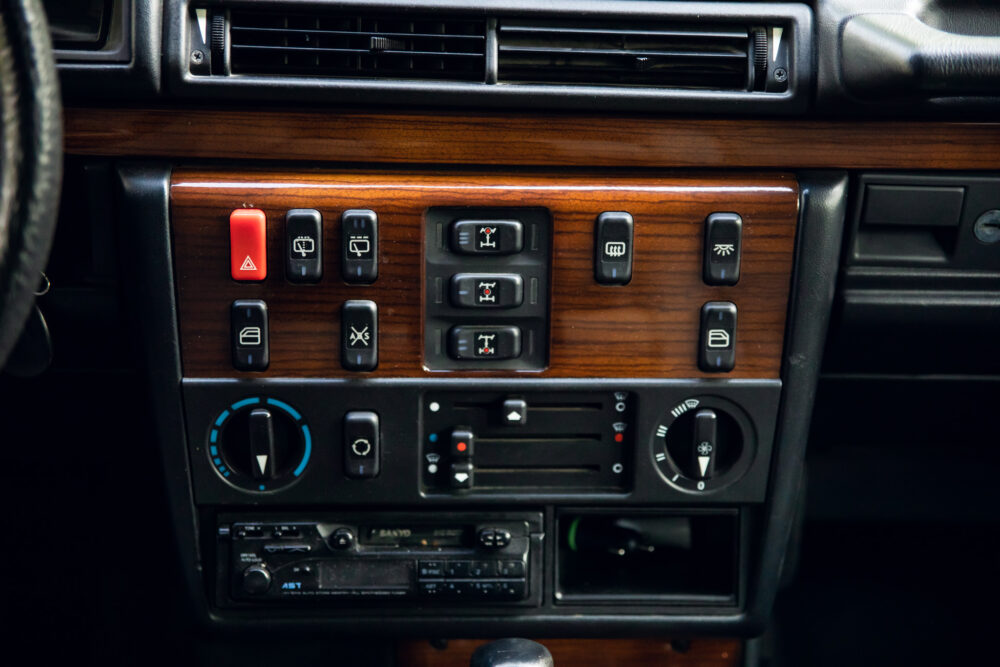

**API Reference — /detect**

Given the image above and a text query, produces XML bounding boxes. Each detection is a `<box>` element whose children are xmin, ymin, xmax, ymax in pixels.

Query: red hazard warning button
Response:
<box><xmin>230</xmin><ymin>209</ymin><xmax>267</xmax><ymax>281</ymax></box>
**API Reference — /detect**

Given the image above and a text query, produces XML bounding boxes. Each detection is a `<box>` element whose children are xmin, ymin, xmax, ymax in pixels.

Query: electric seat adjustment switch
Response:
<box><xmin>595</xmin><ymin>211</ymin><xmax>634</xmax><ymax>284</ymax></box>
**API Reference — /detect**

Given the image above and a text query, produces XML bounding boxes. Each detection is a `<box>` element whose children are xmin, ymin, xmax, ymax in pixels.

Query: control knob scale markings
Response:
<box><xmin>651</xmin><ymin>396</ymin><xmax>754</xmax><ymax>493</ymax></box>
<box><xmin>208</xmin><ymin>396</ymin><xmax>312</xmax><ymax>492</ymax></box>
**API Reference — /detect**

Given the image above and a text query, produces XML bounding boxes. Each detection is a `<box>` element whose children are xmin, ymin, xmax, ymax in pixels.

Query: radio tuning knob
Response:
<box><xmin>241</xmin><ymin>564</ymin><xmax>272</xmax><ymax>595</ymax></box>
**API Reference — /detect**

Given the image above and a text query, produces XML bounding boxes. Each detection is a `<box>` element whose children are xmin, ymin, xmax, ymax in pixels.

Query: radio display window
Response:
<box><xmin>361</xmin><ymin>525</ymin><xmax>468</xmax><ymax>547</ymax></box>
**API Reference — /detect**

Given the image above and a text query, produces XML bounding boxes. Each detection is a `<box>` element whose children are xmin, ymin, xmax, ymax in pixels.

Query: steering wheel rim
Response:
<box><xmin>0</xmin><ymin>0</ymin><xmax>62</xmax><ymax>369</ymax></box>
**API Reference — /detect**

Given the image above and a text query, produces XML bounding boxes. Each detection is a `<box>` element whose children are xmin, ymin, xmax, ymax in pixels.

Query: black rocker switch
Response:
<box><xmin>285</xmin><ymin>209</ymin><xmax>322</xmax><ymax>283</ymax></box>
<box><xmin>595</xmin><ymin>211</ymin><xmax>634</xmax><ymax>285</ymax></box>
<box><xmin>451</xmin><ymin>219</ymin><xmax>524</xmax><ymax>255</ymax></box>
<box><xmin>699</xmin><ymin>301</ymin><xmax>737</xmax><ymax>372</ymax></box>
<box><xmin>451</xmin><ymin>427</ymin><xmax>475</xmax><ymax>460</ymax></box>
<box><xmin>704</xmin><ymin>212</ymin><xmax>742</xmax><ymax>286</ymax></box>
<box><xmin>342</xmin><ymin>300</ymin><xmax>378</xmax><ymax>371</ymax></box>
<box><xmin>231</xmin><ymin>300</ymin><xmax>269</xmax><ymax>371</ymax></box>
<box><xmin>342</xmin><ymin>209</ymin><xmax>378</xmax><ymax>283</ymax></box>
<box><xmin>344</xmin><ymin>411</ymin><xmax>380</xmax><ymax>479</ymax></box>
<box><xmin>450</xmin><ymin>273</ymin><xmax>524</xmax><ymax>309</ymax></box>
<box><xmin>448</xmin><ymin>325</ymin><xmax>522</xmax><ymax>361</ymax></box>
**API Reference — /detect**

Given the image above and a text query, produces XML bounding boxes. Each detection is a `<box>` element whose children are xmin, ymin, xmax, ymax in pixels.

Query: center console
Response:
<box><xmin>119</xmin><ymin>165</ymin><xmax>844</xmax><ymax>635</ymax></box>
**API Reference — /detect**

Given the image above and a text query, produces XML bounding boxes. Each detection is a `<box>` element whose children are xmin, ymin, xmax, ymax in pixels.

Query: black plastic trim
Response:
<box><xmin>741</xmin><ymin>171</ymin><xmax>847</xmax><ymax>633</ymax></box>
<box><xmin>114</xmin><ymin>164</ymin><xmax>204</xmax><ymax>619</ymax></box>
<box><xmin>58</xmin><ymin>0</ymin><xmax>162</xmax><ymax>99</ymax></box>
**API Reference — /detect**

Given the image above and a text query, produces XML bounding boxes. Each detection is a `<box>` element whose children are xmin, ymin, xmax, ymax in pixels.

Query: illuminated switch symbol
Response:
<box><xmin>477</xmin><ymin>281</ymin><xmax>497</xmax><ymax>304</ymax></box>
<box><xmin>348</xmin><ymin>235</ymin><xmax>371</xmax><ymax>257</ymax></box>
<box><xmin>707</xmin><ymin>329</ymin><xmax>731</xmax><ymax>349</ymax></box>
<box><xmin>478</xmin><ymin>226</ymin><xmax>497</xmax><ymax>249</ymax></box>
<box><xmin>476</xmin><ymin>333</ymin><xmax>497</xmax><ymax>356</ymax></box>
<box><xmin>604</xmin><ymin>241</ymin><xmax>627</xmax><ymax>258</ymax></box>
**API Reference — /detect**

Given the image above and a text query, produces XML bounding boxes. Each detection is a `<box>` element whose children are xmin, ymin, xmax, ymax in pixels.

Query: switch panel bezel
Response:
<box><xmin>424</xmin><ymin>207</ymin><xmax>552</xmax><ymax>371</ymax></box>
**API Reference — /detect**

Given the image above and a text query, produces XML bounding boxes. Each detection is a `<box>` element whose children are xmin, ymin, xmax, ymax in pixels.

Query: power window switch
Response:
<box><xmin>699</xmin><ymin>301</ymin><xmax>737</xmax><ymax>372</ymax></box>
<box><xmin>231</xmin><ymin>300</ymin><xmax>268</xmax><ymax>371</ymax></box>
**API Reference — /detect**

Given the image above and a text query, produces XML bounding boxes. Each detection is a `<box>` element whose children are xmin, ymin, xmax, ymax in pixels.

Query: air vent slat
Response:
<box><xmin>497</xmin><ymin>18</ymin><xmax>755</xmax><ymax>90</ymax></box>
<box><xmin>500</xmin><ymin>26</ymin><xmax>749</xmax><ymax>39</ymax></box>
<box><xmin>228</xmin><ymin>10</ymin><xmax>487</xmax><ymax>81</ymax></box>
<box><xmin>234</xmin><ymin>45</ymin><xmax>483</xmax><ymax>59</ymax></box>
<box><xmin>500</xmin><ymin>47</ymin><xmax>746</xmax><ymax>59</ymax></box>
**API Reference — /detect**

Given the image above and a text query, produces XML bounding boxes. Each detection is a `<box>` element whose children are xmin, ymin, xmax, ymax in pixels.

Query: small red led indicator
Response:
<box><xmin>614</xmin><ymin>433</ymin><xmax>624</xmax><ymax>443</ymax></box>
<box><xmin>457</xmin><ymin>442</ymin><xmax>468</xmax><ymax>452</ymax></box>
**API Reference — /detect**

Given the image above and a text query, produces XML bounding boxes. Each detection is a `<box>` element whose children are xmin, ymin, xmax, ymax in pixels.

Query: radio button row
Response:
<box><xmin>418</xmin><ymin>561</ymin><xmax>446</xmax><ymax>578</ymax></box>
<box><xmin>418</xmin><ymin>559</ymin><xmax>524</xmax><ymax>579</ymax></box>
<box><xmin>418</xmin><ymin>578</ymin><xmax>527</xmax><ymax>601</ymax></box>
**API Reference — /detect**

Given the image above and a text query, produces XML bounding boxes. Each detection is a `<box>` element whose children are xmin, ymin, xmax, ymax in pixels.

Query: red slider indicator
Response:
<box><xmin>230</xmin><ymin>208</ymin><xmax>267</xmax><ymax>281</ymax></box>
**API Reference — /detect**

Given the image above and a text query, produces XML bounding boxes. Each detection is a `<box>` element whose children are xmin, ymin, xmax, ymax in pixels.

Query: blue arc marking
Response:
<box><xmin>266</xmin><ymin>397</ymin><xmax>302</xmax><ymax>421</ymax></box>
<box><xmin>231</xmin><ymin>397</ymin><xmax>260</xmax><ymax>410</ymax></box>
<box><xmin>294</xmin><ymin>426</ymin><xmax>312</xmax><ymax>477</ymax></box>
<box><xmin>211</xmin><ymin>397</ymin><xmax>311</xmax><ymax>488</ymax></box>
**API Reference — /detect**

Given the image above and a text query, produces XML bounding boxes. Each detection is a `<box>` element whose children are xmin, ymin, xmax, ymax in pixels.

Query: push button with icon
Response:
<box><xmin>285</xmin><ymin>209</ymin><xmax>323</xmax><ymax>283</ymax></box>
<box><xmin>699</xmin><ymin>301</ymin><xmax>737</xmax><ymax>372</ymax></box>
<box><xmin>231</xmin><ymin>299</ymin><xmax>269</xmax><ymax>371</ymax></box>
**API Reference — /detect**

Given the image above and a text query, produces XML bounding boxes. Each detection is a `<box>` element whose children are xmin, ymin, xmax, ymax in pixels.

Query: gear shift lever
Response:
<box><xmin>471</xmin><ymin>639</ymin><xmax>554</xmax><ymax>667</ymax></box>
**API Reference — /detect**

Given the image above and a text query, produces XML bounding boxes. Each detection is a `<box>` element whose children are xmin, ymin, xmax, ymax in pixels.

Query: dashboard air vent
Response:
<box><xmin>228</xmin><ymin>10</ymin><xmax>487</xmax><ymax>81</ymax></box>
<box><xmin>497</xmin><ymin>19</ymin><xmax>759</xmax><ymax>90</ymax></box>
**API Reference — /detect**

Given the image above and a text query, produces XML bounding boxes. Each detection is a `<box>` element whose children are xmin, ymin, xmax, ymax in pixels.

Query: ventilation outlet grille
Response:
<box><xmin>229</xmin><ymin>10</ymin><xmax>487</xmax><ymax>81</ymax></box>
<box><xmin>497</xmin><ymin>19</ymin><xmax>753</xmax><ymax>89</ymax></box>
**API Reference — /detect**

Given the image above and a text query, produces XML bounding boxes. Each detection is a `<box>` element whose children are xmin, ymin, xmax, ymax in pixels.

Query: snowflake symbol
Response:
<box><xmin>697</xmin><ymin>442</ymin><xmax>713</xmax><ymax>456</ymax></box>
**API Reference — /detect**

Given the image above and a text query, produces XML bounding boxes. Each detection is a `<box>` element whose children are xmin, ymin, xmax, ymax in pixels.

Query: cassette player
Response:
<box><xmin>217</xmin><ymin>512</ymin><xmax>541</xmax><ymax>606</ymax></box>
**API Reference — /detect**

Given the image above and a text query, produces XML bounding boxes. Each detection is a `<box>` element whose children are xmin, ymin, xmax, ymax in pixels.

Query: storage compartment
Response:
<box><xmin>555</xmin><ymin>510</ymin><xmax>739</xmax><ymax>604</ymax></box>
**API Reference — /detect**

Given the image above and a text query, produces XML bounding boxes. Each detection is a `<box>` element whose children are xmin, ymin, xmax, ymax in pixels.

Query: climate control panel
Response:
<box><xmin>184</xmin><ymin>380</ymin><xmax>780</xmax><ymax>506</ymax></box>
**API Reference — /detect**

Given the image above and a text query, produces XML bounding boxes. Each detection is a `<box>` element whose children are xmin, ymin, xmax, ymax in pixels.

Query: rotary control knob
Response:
<box><xmin>328</xmin><ymin>527</ymin><xmax>356</xmax><ymax>550</ymax></box>
<box><xmin>652</xmin><ymin>396</ymin><xmax>755</xmax><ymax>492</ymax></box>
<box><xmin>208</xmin><ymin>397</ymin><xmax>312</xmax><ymax>492</ymax></box>
<box><xmin>241</xmin><ymin>565</ymin><xmax>272</xmax><ymax>595</ymax></box>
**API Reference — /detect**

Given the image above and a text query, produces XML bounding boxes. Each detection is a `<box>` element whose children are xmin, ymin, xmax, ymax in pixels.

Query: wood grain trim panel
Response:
<box><xmin>68</xmin><ymin>107</ymin><xmax>1000</xmax><ymax>169</ymax></box>
<box><xmin>396</xmin><ymin>638</ymin><xmax>743</xmax><ymax>667</ymax></box>
<box><xmin>171</xmin><ymin>169</ymin><xmax>797</xmax><ymax>378</ymax></box>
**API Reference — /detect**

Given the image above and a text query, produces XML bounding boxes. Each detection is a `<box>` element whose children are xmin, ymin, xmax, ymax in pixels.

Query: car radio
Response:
<box><xmin>217</xmin><ymin>512</ymin><xmax>542</xmax><ymax>607</ymax></box>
